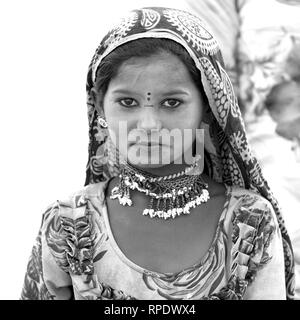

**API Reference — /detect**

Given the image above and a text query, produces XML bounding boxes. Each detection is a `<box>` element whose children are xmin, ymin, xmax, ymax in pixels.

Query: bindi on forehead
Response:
<box><xmin>144</xmin><ymin>92</ymin><xmax>154</xmax><ymax>107</ymax></box>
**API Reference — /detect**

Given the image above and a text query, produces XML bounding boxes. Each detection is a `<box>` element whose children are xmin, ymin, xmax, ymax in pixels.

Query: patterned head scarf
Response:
<box><xmin>84</xmin><ymin>7</ymin><xmax>295</xmax><ymax>298</ymax></box>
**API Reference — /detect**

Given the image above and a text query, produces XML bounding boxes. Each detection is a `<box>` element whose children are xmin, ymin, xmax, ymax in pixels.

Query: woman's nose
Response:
<box><xmin>137</xmin><ymin>107</ymin><xmax>162</xmax><ymax>131</ymax></box>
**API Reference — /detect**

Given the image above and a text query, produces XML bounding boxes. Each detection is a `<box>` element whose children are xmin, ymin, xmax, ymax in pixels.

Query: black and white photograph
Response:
<box><xmin>1</xmin><ymin>0</ymin><xmax>300</xmax><ymax>302</ymax></box>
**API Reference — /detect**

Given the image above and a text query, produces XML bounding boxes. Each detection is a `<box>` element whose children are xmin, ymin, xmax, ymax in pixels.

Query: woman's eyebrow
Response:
<box><xmin>111</xmin><ymin>89</ymin><xmax>136</xmax><ymax>95</ymax></box>
<box><xmin>111</xmin><ymin>89</ymin><xmax>190</xmax><ymax>96</ymax></box>
<box><xmin>161</xmin><ymin>90</ymin><xmax>189</xmax><ymax>96</ymax></box>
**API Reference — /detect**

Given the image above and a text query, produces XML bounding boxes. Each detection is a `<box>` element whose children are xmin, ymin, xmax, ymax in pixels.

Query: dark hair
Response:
<box><xmin>93</xmin><ymin>38</ymin><xmax>206</xmax><ymax>101</ymax></box>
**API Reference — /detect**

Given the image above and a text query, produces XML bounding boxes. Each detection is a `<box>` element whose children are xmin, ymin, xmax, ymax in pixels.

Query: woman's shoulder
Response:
<box><xmin>42</xmin><ymin>181</ymin><xmax>109</xmax><ymax>219</ymax></box>
<box><xmin>59</xmin><ymin>180</ymin><xmax>109</xmax><ymax>209</ymax></box>
<box><xmin>205</xmin><ymin>176</ymin><xmax>276</xmax><ymax>224</ymax></box>
<box><xmin>229</xmin><ymin>185</ymin><xmax>275</xmax><ymax>214</ymax></box>
<box><xmin>226</xmin><ymin>185</ymin><xmax>279</xmax><ymax>237</ymax></box>
<box><xmin>40</xmin><ymin>181</ymin><xmax>110</xmax><ymax>243</ymax></box>
<box><xmin>220</xmin><ymin>185</ymin><xmax>281</xmax><ymax>294</ymax></box>
<box><xmin>40</xmin><ymin>181</ymin><xmax>110</xmax><ymax>275</ymax></box>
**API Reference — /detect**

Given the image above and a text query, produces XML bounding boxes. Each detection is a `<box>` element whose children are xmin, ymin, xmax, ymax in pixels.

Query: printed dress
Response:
<box><xmin>21</xmin><ymin>181</ymin><xmax>286</xmax><ymax>300</ymax></box>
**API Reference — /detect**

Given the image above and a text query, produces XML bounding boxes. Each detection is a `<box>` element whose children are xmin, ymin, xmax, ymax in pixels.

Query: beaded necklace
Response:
<box><xmin>110</xmin><ymin>160</ymin><xmax>210</xmax><ymax>220</ymax></box>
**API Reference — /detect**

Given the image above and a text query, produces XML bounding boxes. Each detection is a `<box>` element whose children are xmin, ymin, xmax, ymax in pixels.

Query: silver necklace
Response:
<box><xmin>110</xmin><ymin>161</ymin><xmax>210</xmax><ymax>220</ymax></box>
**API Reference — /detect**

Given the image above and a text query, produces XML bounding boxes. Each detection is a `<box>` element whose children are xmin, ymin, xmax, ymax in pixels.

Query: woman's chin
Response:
<box><xmin>133</xmin><ymin>163</ymin><xmax>166</xmax><ymax>169</ymax></box>
<box><xmin>126</xmin><ymin>155</ymin><xmax>171</xmax><ymax>168</ymax></box>
<box><xmin>125</xmin><ymin>145</ymin><xmax>174</xmax><ymax>167</ymax></box>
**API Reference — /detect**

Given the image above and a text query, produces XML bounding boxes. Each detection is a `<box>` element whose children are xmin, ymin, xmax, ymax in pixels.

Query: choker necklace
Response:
<box><xmin>110</xmin><ymin>160</ymin><xmax>210</xmax><ymax>220</ymax></box>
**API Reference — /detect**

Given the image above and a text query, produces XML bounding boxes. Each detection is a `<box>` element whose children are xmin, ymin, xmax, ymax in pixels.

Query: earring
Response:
<box><xmin>97</xmin><ymin>116</ymin><xmax>108</xmax><ymax>128</ymax></box>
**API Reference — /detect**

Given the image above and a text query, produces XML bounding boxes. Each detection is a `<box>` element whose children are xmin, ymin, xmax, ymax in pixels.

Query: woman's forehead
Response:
<box><xmin>119</xmin><ymin>52</ymin><xmax>183</xmax><ymax>70</ymax></box>
<box><xmin>111</xmin><ymin>53</ymin><xmax>193</xmax><ymax>85</ymax></box>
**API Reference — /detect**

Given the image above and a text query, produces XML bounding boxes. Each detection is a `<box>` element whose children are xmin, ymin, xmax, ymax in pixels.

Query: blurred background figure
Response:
<box><xmin>285</xmin><ymin>42</ymin><xmax>300</xmax><ymax>81</ymax></box>
<box><xmin>266</xmin><ymin>79</ymin><xmax>300</xmax><ymax>159</ymax></box>
<box><xmin>185</xmin><ymin>0</ymin><xmax>300</xmax><ymax>298</ymax></box>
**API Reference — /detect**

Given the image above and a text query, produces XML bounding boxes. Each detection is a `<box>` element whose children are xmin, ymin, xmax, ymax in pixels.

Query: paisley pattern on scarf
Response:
<box><xmin>163</xmin><ymin>8</ymin><xmax>219</xmax><ymax>55</ymax></box>
<box><xmin>200</xmin><ymin>57</ymin><xmax>231</xmax><ymax>128</ymax></box>
<box><xmin>140</xmin><ymin>8</ymin><xmax>161</xmax><ymax>30</ymax></box>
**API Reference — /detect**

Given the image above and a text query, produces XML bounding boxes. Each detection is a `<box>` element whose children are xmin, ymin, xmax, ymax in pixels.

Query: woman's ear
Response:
<box><xmin>200</xmin><ymin>104</ymin><xmax>210</xmax><ymax>125</ymax></box>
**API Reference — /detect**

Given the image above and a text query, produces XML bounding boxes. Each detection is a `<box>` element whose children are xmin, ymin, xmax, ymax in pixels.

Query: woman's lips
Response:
<box><xmin>138</xmin><ymin>142</ymin><xmax>161</xmax><ymax>146</ymax></box>
<box><xmin>130</xmin><ymin>141</ymin><xmax>165</xmax><ymax>147</ymax></box>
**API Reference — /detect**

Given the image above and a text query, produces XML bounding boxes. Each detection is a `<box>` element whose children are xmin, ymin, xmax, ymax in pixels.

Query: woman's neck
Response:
<box><xmin>127</xmin><ymin>162</ymin><xmax>192</xmax><ymax>177</ymax></box>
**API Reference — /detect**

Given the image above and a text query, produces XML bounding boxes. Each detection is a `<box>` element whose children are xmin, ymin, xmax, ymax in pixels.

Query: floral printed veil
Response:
<box><xmin>84</xmin><ymin>7</ymin><xmax>295</xmax><ymax>298</ymax></box>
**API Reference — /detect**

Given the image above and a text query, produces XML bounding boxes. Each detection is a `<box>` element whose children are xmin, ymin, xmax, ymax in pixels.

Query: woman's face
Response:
<box><xmin>102</xmin><ymin>51</ymin><xmax>204</xmax><ymax>168</ymax></box>
<box><xmin>268</xmin><ymin>81</ymin><xmax>300</xmax><ymax>123</ymax></box>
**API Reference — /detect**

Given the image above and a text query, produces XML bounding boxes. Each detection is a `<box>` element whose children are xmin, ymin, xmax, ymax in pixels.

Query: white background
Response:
<box><xmin>0</xmin><ymin>0</ymin><xmax>299</xmax><ymax>300</ymax></box>
<box><xmin>0</xmin><ymin>0</ymin><xmax>189</xmax><ymax>300</ymax></box>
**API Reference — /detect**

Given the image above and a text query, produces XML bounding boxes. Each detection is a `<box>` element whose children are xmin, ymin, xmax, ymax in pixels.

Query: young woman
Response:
<box><xmin>21</xmin><ymin>7</ymin><xmax>295</xmax><ymax>300</ymax></box>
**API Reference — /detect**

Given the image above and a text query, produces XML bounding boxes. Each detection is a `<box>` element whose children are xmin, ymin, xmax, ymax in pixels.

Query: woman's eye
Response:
<box><xmin>161</xmin><ymin>99</ymin><xmax>182</xmax><ymax>108</ymax></box>
<box><xmin>118</xmin><ymin>98</ymin><xmax>138</xmax><ymax>107</ymax></box>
